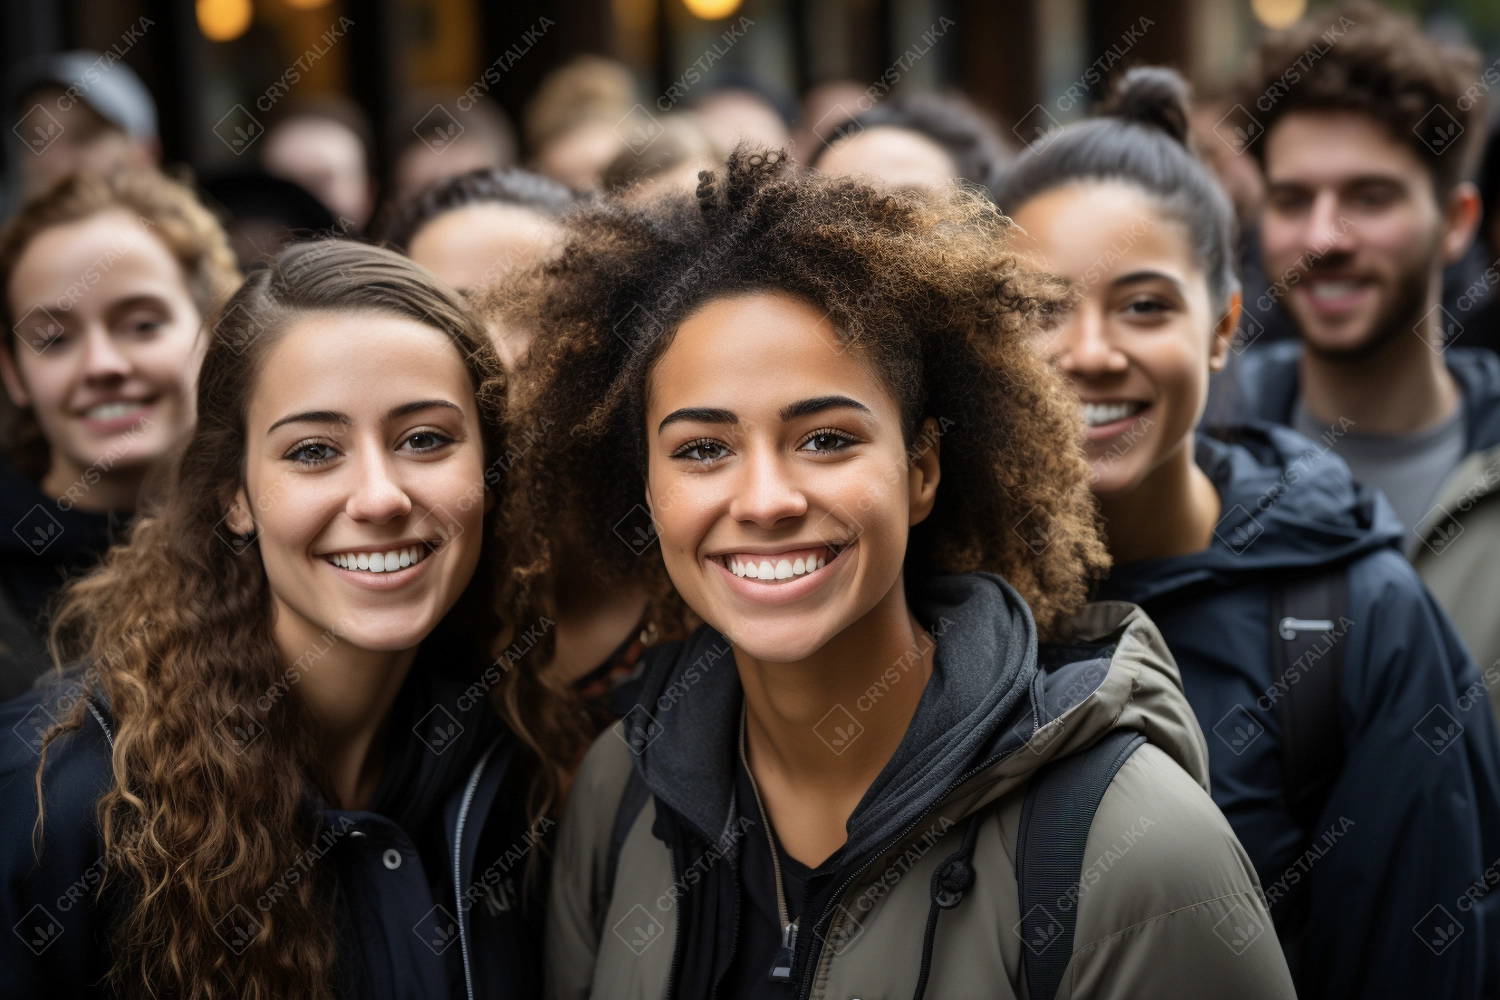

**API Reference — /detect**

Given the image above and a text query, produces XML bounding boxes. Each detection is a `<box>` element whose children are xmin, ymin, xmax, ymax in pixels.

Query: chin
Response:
<box><xmin>715</xmin><ymin>615</ymin><xmax>838</xmax><ymax>664</ymax></box>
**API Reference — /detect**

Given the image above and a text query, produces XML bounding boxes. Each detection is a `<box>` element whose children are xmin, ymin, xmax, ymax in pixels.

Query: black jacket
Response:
<box><xmin>0</xmin><ymin>635</ymin><xmax>544</xmax><ymax>999</ymax></box>
<box><xmin>0</xmin><ymin>454</ymin><xmax>122</xmax><ymax>702</ymax></box>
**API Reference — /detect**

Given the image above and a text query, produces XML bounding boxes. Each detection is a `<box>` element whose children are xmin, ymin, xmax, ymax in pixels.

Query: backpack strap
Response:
<box><xmin>604</xmin><ymin>766</ymin><xmax>651</xmax><ymax>902</ymax></box>
<box><xmin>1014</xmin><ymin>728</ymin><xmax>1146</xmax><ymax>1000</ymax></box>
<box><xmin>1270</xmin><ymin>569</ymin><xmax>1347</xmax><ymax>833</ymax></box>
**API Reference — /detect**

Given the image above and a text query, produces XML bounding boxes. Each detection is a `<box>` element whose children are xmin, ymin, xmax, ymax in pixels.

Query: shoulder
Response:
<box><xmin>1066</xmin><ymin>742</ymin><xmax>1294</xmax><ymax>995</ymax></box>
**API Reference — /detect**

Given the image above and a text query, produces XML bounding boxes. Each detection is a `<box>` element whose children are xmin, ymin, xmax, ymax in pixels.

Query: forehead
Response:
<box><xmin>10</xmin><ymin>208</ymin><xmax>188</xmax><ymax>310</ymax></box>
<box><xmin>1009</xmin><ymin>181</ymin><xmax>1196</xmax><ymax>280</ymax></box>
<box><xmin>648</xmin><ymin>291</ymin><xmax>900</xmax><ymax>418</ymax></box>
<box><xmin>250</xmin><ymin>311</ymin><xmax>476</xmax><ymax>423</ymax></box>
<box><xmin>1263</xmin><ymin>110</ymin><xmax>1430</xmax><ymax>186</ymax></box>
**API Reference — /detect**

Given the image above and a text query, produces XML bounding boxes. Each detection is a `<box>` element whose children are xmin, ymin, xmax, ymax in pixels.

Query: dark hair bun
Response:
<box><xmin>1104</xmin><ymin>66</ymin><xmax>1191</xmax><ymax>146</ymax></box>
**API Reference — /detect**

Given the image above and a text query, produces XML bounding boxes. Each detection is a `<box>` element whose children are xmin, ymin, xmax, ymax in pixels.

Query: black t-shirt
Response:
<box><xmin>722</xmin><ymin>753</ymin><xmax>812</xmax><ymax>999</ymax></box>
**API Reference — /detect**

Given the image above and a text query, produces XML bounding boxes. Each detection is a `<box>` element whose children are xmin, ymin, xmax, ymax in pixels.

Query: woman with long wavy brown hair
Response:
<box><xmin>0</xmin><ymin>240</ymin><xmax>545</xmax><ymax>1000</ymax></box>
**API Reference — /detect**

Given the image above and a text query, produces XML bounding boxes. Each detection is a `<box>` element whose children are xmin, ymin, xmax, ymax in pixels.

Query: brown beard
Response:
<box><xmin>1298</xmin><ymin>250</ymin><xmax>1439</xmax><ymax>364</ymax></box>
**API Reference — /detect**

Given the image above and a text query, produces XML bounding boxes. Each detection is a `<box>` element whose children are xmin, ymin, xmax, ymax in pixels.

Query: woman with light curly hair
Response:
<box><xmin>486</xmin><ymin>149</ymin><xmax>1294</xmax><ymax>999</ymax></box>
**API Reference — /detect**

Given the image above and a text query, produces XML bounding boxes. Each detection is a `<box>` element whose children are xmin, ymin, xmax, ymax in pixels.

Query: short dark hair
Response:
<box><xmin>1234</xmin><ymin>0</ymin><xmax>1484</xmax><ymax>197</ymax></box>
<box><xmin>814</xmin><ymin>92</ymin><xmax>1012</xmax><ymax>200</ymax></box>
<box><xmin>995</xmin><ymin>67</ymin><xmax>1238</xmax><ymax>314</ymax></box>
<box><xmin>379</xmin><ymin>167</ymin><xmax>576</xmax><ymax>250</ymax></box>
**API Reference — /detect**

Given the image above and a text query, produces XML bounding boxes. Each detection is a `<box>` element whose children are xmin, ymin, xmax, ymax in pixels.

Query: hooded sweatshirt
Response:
<box><xmin>1231</xmin><ymin>342</ymin><xmax>1500</xmax><ymax>707</ymax></box>
<box><xmin>1098</xmin><ymin>422</ymin><xmax>1500</xmax><ymax>1000</ymax></box>
<box><xmin>0</xmin><ymin>625</ymin><xmax>544</xmax><ymax>1000</ymax></box>
<box><xmin>547</xmin><ymin>572</ymin><xmax>1295</xmax><ymax>1000</ymax></box>
<box><xmin>0</xmin><ymin>453</ymin><xmax>123</xmax><ymax>701</ymax></box>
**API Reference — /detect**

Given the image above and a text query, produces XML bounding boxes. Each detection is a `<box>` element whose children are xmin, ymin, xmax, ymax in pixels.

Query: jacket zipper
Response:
<box><xmin>793</xmin><ymin>739</ymin><xmax>1025</xmax><ymax>999</ymax></box>
<box><xmin>454</xmin><ymin>738</ymin><xmax>502</xmax><ymax>1000</ymax></box>
<box><xmin>664</xmin><ymin>845</ymin><xmax>684</xmax><ymax>1000</ymax></box>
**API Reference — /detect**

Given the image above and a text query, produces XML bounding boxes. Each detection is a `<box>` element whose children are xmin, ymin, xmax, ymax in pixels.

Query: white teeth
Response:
<box><xmin>817</xmin><ymin>556</ymin><xmax>825</xmax><ymax>568</ymax></box>
<box><xmin>1310</xmin><ymin>280</ymin><xmax>1359</xmax><ymax>298</ymax></box>
<box><xmin>1082</xmin><ymin>401</ymin><xmax>1142</xmax><ymax>428</ymax></box>
<box><xmin>758</xmin><ymin>560</ymin><xmax>774</xmax><ymax>579</ymax></box>
<box><xmin>85</xmin><ymin>401</ymin><xmax>144</xmax><ymax>421</ymax></box>
<box><xmin>399</xmin><ymin>549</ymin><xmax>411</xmax><ymax>568</ymax></box>
<box><xmin>329</xmin><ymin>545</ymin><xmax>426</xmax><ymax>574</ymax></box>
<box><xmin>775</xmin><ymin>559</ymin><xmax>793</xmax><ymax>579</ymax></box>
<box><xmin>723</xmin><ymin>551</ymin><xmax>835</xmax><ymax>582</ymax></box>
<box><xmin>793</xmin><ymin>557</ymin><xmax>806</xmax><ymax>575</ymax></box>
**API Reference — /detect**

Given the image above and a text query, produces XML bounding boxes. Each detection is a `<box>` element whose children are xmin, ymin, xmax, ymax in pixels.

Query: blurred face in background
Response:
<box><xmin>1</xmin><ymin>208</ymin><xmax>205</xmax><ymax>509</ymax></box>
<box><xmin>817</xmin><ymin>126</ymin><xmax>956</xmax><ymax>193</ymax></box>
<box><xmin>1259</xmin><ymin>111</ymin><xmax>1478</xmax><ymax>359</ymax></box>
<box><xmin>15</xmin><ymin>86</ymin><xmax>157</xmax><ymax>195</ymax></box>
<box><xmin>1011</xmin><ymin>181</ymin><xmax>1234</xmax><ymax>498</ymax></box>
<box><xmin>1190</xmin><ymin>101</ymin><xmax>1265</xmax><ymax>228</ymax></box>
<box><xmin>407</xmin><ymin>203</ymin><xmax>563</xmax><ymax>297</ymax></box>
<box><xmin>533</xmin><ymin>121</ymin><xmax>623</xmax><ymax>192</ymax></box>
<box><xmin>263</xmin><ymin>117</ymin><xmax>375</xmax><ymax>229</ymax></box>
<box><xmin>395</xmin><ymin>136</ymin><xmax>506</xmax><ymax>206</ymax></box>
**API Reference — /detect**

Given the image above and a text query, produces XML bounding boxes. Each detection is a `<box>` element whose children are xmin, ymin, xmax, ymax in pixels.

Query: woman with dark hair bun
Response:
<box><xmin>496</xmin><ymin>147</ymin><xmax>1292</xmax><ymax>998</ymax></box>
<box><xmin>0</xmin><ymin>240</ymin><xmax>547</xmax><ymax>999</ymax></box>
<box><xmin>1000</xmin><ymin>66</ymin><xmax>1500</xmax><ymax>999</ymax></box>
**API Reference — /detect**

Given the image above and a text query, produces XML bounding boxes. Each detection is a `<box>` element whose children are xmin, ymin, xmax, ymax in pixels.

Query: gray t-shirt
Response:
<box><xmin>1291</xmin><ymin>397</ymin><xmax>1466</xmax><ymax>534</ymax></box>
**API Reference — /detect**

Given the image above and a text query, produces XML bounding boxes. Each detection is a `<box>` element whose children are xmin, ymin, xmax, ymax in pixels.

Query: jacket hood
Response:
<box><xmin>627</xmin><ymin>572</ymin><xmax>1207</xmax><ymax>869</ymax></box>
<box><xmin>1099</xmin><ymin>422</ymin><xmax>1404</xmax><ymax>607</ymax></box>
<box><xmin>1234</xmin><ymin>341</ymin><xmax>1500</xmax><ymax>454</ymax></box>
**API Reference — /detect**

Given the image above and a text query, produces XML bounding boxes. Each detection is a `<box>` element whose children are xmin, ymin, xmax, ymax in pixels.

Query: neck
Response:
<box><xmin>277</xmin><ymin>606</ymin><xmax>419</xmax><ymax>811</ymax></box>
<box><xmin>736</xmin><ymin>575</ymin><xmax>935</xmax><ymax>865</ymax></box>
<box><xmin>1299</xmin><ymin>312</ymin><xmax>1459</xmax><ymax>436</ymax></box>
<box><xmin>41</xmin><ymin>456</ymin><xmax>145</xmax><ymax>513</ymax></box>
<box><xmin>1099</xmin><ymin>437</ymin><xmax>1221</xmax><ymax>566</ymax></box>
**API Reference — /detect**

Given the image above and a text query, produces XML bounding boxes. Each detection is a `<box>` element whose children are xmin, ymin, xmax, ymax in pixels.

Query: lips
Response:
<box><xmin>1081</xmin><ymin>400</ymin><xmax>1147</xmax><ymax>428</ymax></box>
<box><xmin>75</xmin><ymin>396</ymin><xmax>156</xmax><ymax>432</ymax></box>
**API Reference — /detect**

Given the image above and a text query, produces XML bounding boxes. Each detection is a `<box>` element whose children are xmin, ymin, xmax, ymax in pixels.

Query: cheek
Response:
<box><xmin>15</xmin><ymin>356</ymin><xmax>75</xmax><ymax>413</ymax></box>
<box><xmin>134</xmin><ymin>325</ymin><xmax>204</xmax><ymax>392</ymax></box>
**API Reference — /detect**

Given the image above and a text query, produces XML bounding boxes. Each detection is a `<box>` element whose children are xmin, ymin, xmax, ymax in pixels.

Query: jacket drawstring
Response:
<box><xmin>911</xmin><ymin>815</ymin><xmax>982</xmax><ymax>1000</ymax></box>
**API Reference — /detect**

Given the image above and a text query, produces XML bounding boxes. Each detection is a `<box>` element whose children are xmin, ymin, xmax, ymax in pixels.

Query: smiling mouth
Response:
<box><xmin>716</xmin><ymin>543</ymin><xmax>845</xmax><ymax>582</ymax></box>
<box><xmin>324</xmin><ymin>542</ymin><xmax>439</xmax><ymax>574</ymax></box>
<box><xmin>1082</xmin><ymin>400</ymin><xmax>1148</xmax><ymax>427</ymax></box>
<box><xmin>79</xmin><ymin>398</ymin><xmax>155</xmax><ymax>422</ymax></box>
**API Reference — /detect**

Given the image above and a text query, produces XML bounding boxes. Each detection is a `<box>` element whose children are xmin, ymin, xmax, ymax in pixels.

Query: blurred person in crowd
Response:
<box><xmin>199</xmin><ymin>170</ymin><xmax>336</xmax><ymax>270</ymax></box>
<box><xmin>0</xmin><ymin>241</ymin><xmax>549</xmax><ymax>999</ymax></box>
<box><xmin>1226</xmin><ymin>3</ymin><xmax>1500</xmax><ymax>703</ymax></box>
<box><xmin>1190</xmin><ymin>88</ymin><xmax>1298</xmax><ymax>351</ymax></box>
<box><xmin>1449</xmin><ymin>120</ymin><xmax>1500</xmax><ymax>355</ymax></box>
<box><xmin>261</xmin><ymin>96</ymin><xmax>378</xmax><ymax>233</ymax></box>
<box><xmin>686</xmin><ymin>72</ymin><xmax>794</xmax><ymax>158</ymax></box>
<box><xmin>789</xmin><ymin>79</ymin><xmax>867</xmax><ymax>161</ymax></box>
<box><xmin>600</xmin><ymin>114</ymin><xmax>717</xmax><ymax>202</ymax></box>
<box><xmin>0</xmin><ymin>168</ymin><xmax>240</xmax><ymax>700</ymax></box>
<box><xmin>524</xmin><ymin>55</ymin><xmax>640</xmax><ymax>192</ymax></box>
<box><xmin>6</xmin><ymin>51</ymin><xmax>160</xmax><ymax>198</ymax></box>
<box><xmin>391</xmin><ymin>91</ymin><xmax>519</xmax><ymax>208</ymax></box>
<box><xmin>814</xmin><ymin>91</ymin><xmax>1011</xmax><ymax>200</ymax></box>
<box><xmin>384</xmin><ymin>167</ymin><xmax>574</xmax><ymax>348</ymax></box>
<box><xmin>1002</xmin><ymin>66</ymin><xmax>1500</xmax><ymax>1000</ymax></box>
<box><xmin>510</xmin><ymin>149</ymin><xmax>1294</xmax><ymax>1000</ymax></box>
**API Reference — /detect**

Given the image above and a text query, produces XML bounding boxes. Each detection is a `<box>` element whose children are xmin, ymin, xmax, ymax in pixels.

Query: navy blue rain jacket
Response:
<box><xmin>0</xmin><ymin>635</ymin><xmax>543</xmax><ymax>999</ymax></box>
<box><xmin>1098</xmin><ymin>421</ymin><xmax>1500</xmax><ymax>999</ymax></box>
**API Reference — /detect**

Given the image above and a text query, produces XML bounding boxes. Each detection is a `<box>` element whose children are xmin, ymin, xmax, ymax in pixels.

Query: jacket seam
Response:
<box><xmin>1070</xmin><ymin>888</ymin><xmax>1256</xmax><ymax>954</ymax></box>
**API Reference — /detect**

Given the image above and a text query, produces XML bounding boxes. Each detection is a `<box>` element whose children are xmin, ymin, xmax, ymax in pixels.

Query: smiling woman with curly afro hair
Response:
<box><xmin>477</xmin><ymin>146</ymin><xmax>1111</xmax><ymax>784</ymax></box>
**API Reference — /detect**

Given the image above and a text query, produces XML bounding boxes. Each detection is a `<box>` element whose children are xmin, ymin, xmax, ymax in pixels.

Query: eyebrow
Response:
<box><xmin>266</xmin><ymin>399</ymin><xmax>463</xmax><ymax>435</ymax></box>
<box><xmin>656</xmin><ymin>395</ymin><xmax>871</xmax><ymax>434</ymax></box>
<box><xmin>1108</xmin><ymin>270</ymin><xmax>1187</xmax><ymax>295</ymax></box>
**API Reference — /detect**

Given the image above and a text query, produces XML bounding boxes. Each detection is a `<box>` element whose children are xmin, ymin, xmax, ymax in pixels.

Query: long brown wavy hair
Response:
<box><xmin>480</xmin><ymin>149</ymin><xmax>1110</xmax><ymax>763</ymax></box>
<box><xmin>35</xmin><ymin>241</ymin><xmax>509</xmax><ymax>1000</ymax></box>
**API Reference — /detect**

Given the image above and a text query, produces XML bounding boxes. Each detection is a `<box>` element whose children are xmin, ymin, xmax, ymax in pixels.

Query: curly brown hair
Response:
<box><xmin>481</xmin><ymin>149</ymin><xmax>1109</xmax><ymax>754</ymax></box>
<box><xmin>0</xmin><ymin>167</ymin><xmax>241</xmax><ymax>480</ymax></box>
<box><xmin>34</xmin><ymin>241</ymin><xmax>512</xmax><ymax>1000</ymax></box>
<box><xmin>1234</xmin><ymin>0</ymin><xmax>1484</xmax><ymax>196</ymax></box>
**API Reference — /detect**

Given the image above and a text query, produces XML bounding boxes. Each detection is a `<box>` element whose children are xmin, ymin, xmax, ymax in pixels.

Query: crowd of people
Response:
<box><xmin>2</xmin><ymin>2</ymin><xmax>1500</xmax><ymax>997</ymax></box>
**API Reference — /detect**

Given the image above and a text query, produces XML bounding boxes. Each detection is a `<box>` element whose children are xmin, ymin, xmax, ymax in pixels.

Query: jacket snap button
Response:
<box><xmin>383</xmin><ymin>848</ymin><xmax>402</xmax><ymax>870</ymax></box>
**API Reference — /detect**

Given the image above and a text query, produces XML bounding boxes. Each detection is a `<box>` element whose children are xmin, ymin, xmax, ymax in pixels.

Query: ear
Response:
<box><xmin>0</xmin><ymin>345</ymin><xmax>31</xmax><ymax>409</ymax></box>
<box><xmin>1209</xmin><ymin>289</ymin><xmax>1242</xmax><ymax>373</ymax></box>
<box><xmin>1441</xmin><ymin>181</ymin><xmax>1482</xmax><ymax>266</ymax></box>
<box><xmin>907</xmin><ymin>417</ymin><xmax>942</xmax><ymax>526</ymax></box>
<box><xmin>225</xmin><ymin>486</ymin><xmax>256</xmax><ymax>535</ymax></box>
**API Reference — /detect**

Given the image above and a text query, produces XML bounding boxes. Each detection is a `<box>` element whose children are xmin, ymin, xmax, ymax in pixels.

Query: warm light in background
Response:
<box><xmin>1251</xmin><ymin>0</ymin><xmax>1308</xmax><ymax>30</ymax></box>
<box><xmin>197</xmin><ymin>0</ymin><xmax>253</xmax><ymax>41</ymax></box>
<box><xmin>284</xmin><ymin>0</ymin><xmax>334</xmax><ymax>8</ymax></box>
<box><xmin>682</xmin><ymin>0</ymin><xmax>744</xmax><ymax>21</ymax></box>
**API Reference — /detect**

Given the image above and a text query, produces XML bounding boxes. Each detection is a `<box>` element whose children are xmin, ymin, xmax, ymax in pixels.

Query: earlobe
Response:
<box><xmin>1209</xmin><ymin>290</ymin><xmax>1242</xmax><ymax>373</ymax></box>
<box><xmin>0</xmin><ymin>346</ymin><xmax>31</xmax><ymax>409</ymax></box>
<box><xmin>908</xmin><ymin>417</ymin><xmax>942</xmax><ymax>526</ymax></box>
<box><xmin>1443</xmin><ymin>182</ymin><xmax>1483</xmax><ymax>265</ymax></box>
<box><xmin>225</xmin><ymin>487</ymin><xmax>256</xmax><ymax>536</ymax></box>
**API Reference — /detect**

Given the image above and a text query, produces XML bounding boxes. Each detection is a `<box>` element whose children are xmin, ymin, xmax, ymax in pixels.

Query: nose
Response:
<box><xmin>80</xmin><ymin>325</ymin><xmax>132</xmax><ymax>381</ymax></box>
<box><xmin>1307</xmin><ymin>190</ymin><xmax>1354</xmax><ymax>256</ymax></box>
<box><xmin>344</xmin><ymin>445</ymin><xmax>413</xmax><ymax>524</ymax></box>
<box><xmin>1053</xmin><ymin>303</ymin><xmax>1126</xmax><ymax>379</ymax></box>
<box><xmin>727</xmin><ymin>443</ymin><xmax>808</xmax><ymax>528</ymax></box>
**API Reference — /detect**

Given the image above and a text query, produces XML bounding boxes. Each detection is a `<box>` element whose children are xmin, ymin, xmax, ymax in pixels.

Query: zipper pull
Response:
<box><xmin>768</xmin><ymin>919</ymin><xmax>799</xmax><ymax>982</ymax></box>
